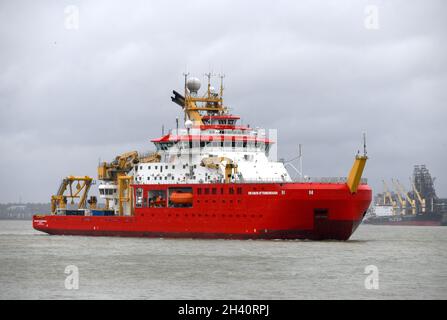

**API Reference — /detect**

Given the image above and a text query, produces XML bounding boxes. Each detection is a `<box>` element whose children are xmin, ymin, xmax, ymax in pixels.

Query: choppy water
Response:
<box><xmin>0</xmin><ymin>220</ymin><xmax>446</xmax><ymax>299</ymax></box>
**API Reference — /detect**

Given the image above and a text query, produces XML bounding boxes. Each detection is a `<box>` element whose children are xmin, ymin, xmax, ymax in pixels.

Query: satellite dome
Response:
<box><xmin>186</xmin><ymin>77</ymin><xmax>201</xmax><ymax>94</ymax></box>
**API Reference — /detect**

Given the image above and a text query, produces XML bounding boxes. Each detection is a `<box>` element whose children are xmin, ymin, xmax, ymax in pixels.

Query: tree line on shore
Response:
<box><xmin>0</xmin><ymin>203</ymin><xmax>51</xmax><ymax>220</ymax></box>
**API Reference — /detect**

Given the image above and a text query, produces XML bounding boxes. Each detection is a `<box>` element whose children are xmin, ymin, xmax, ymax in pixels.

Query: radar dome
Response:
<box><xmin>186</xmin><ymin>77</ymin><xmax>201</xmax><ymax>94</ymax></box>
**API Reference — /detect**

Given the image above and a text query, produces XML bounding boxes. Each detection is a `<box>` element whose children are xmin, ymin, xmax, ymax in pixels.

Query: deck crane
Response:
<box><xmin>391</xmin><ymin>179</ymin><xmax>407</xmax><ymax>215</ymax></box>
<box><xmin>97</xmin><ymin>150</ymin><xmax>161</xmax><ymax>216</ymax></box>
<box><xmin>97</xmin><ymin>151</ymin><xmax>140</xmax><ymax>181</ymax></box>
<box><xmin>50</xmin><ymin>176</ymin><xmax>93</xmax><ymax>214</ymax></box>
<box><xmin>396</xmin><ymin>179</ymin><xmax>417</xmax><ymax>215</ymax></box>
<box><xmin>382</xmin><ymin>180</ymin><xmax>397</xmax><ymax>214</ymax></box>
<box><xmin>200</xmin><ymin>157</ymin><xmax>238</xmax><ymax>183</ymax></box>
<box><xmin>411</xmin><ymin>179</ymin><xmax>426</xmax><ymax>213</ymax></box>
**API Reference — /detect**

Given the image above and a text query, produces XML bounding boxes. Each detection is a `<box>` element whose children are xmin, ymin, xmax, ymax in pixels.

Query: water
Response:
<box><xmin>0</xmin><ymin>220</ymin><xmax>446</xmax><ymax>299</ymax></box>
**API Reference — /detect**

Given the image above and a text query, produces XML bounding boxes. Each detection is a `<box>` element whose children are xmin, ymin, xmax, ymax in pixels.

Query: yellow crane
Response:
<box><xmin>411</xmin><ymin>180</ymin><xmax>426</xmax><ymax>213</ymax></box>
<box><xmin>97</xmin><ymin>150</ymin><xmax>140</xmax><ymax>181</ymax></box>
<box><xmin>97</xmin><ymin>150</ymin><xmax>152</xmax><ymax>216</ymax></box>
<box><xmin>391</xmin><ymin>179</ymin><xmax>407</xmax><ymax>215</ymax></box>
<box><xmin>382</xmin><ymin>180</ymin><xmax>397</xmax><ymax>214</ymax></box>
<box><xmin>200</xmin><ymin>157</ymin><xmax>238</xmax><ymax>183</ymax></box>
<box><xmin>346</xmin><ymin>132</ymin><xmax>368</xmax><ymax>194</ymax></box>
<box><xmin>396</xmin><ymin>179</ymin><xmax>416</xmax><ymax>215</ymax></box>
<box><xmin>139</xmin><ymin>152</ymin><xmax>161</xmax><ymax>163</ymax></box>
<box><xmin>51</xmin><ymin>176</ymin><xmax>93</xmax><ymax>214</ymax></box>
<box><xmin>117</xmin><ymin>175</ymin><xmax>133</xmax><ymax>216</ymax></box>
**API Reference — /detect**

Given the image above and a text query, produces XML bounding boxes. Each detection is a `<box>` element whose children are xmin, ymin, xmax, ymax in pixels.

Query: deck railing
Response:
<box><xmin>133</xmin><ymin>177</ymin><xmax>368</xmax><ymax>185</ymax></box>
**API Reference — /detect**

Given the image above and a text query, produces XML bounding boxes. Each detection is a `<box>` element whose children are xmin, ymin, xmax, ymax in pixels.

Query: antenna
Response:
<box><xmin>219</xmin><ymin>73</ymin><xmax>225</xmax><ymax>99</ymax></box>
<box><xmin>204</xmin><ymin>72</ymin><xmax>214</xmax><ymax>97</ymax></box>
<box><xmin>182</xmin><ymin>72</ymin><xmax>189</xmax><ymax>122</ymax></box>
<box><xmin>182</xmin><ymin>72</ymin><xmax>189</xmax><ymax>96</ymax></box>
<box><xmin>362</xmin><ymin>131</ymin><xmax>367</xmax><ymax>156</ymax></box>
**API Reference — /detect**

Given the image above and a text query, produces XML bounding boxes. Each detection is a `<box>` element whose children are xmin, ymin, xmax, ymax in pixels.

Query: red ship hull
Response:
<box><xmin>33</xmin><ymin>183</ymin><xmax>372</xmax><ymax>240</ymax></box>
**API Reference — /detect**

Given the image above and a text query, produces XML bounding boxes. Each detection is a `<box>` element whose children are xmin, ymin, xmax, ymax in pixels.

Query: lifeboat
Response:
<box><xmin>170</xmin><ymin>191</ymin><xmax>193</xmax><ymax>204</ymax></box>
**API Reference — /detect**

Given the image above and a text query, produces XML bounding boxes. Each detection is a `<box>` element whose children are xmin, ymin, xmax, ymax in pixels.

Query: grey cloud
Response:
<box><xmin>0</xmin><ymin>0</ymin><xmax>446</xmax><ymax>202</ymax></box>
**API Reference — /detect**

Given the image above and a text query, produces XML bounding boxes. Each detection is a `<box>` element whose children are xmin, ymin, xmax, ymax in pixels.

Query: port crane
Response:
<box><xmin>382</xmin><ymin>180</ymin><xmax>397</xmax><ymax>214</ymax></box>
<box><xmin>391</xmin><ymin>179</ymin><xmax>407</xmax><ymax>215</ymax></box>
<box><xmin>411</xmin><ymin>179</ymin><xmax>426</xmax><ymax>213</ymax></box>
<box><xmin>396</xmin><ymin>179</ymin><xmax>416</xmax><ymax>215</ymax></box>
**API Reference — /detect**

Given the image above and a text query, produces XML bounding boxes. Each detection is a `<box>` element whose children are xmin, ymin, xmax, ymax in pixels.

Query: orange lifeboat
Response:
<box><xmin>170</xmin><ymin>191</ymin><xmax>193</xmax><ymax>204</ymax></box>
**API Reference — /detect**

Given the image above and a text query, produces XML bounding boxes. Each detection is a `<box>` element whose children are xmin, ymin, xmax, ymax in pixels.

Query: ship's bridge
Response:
<box><xmin>150</xmin><ymin>127</ymin><xmax>274</xmax><ymax>155</ymax></box>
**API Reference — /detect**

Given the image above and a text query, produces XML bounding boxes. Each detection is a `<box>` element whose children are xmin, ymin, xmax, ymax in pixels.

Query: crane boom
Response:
<box><xmin>411</xmin><ymin>180</ymin><xmax>426</xmax><ymax>213</ymax></box>
<box><xmin>382</xmin><ymin>180</ymin><xmax>394</xmax><ymax>206</ymax></box>
<box><xmin>382</xmin><ymin>180</ymin><xmax>397</xmax><ymax>215</ymax></box>
<box><xmin>98</xmin><ymin>150</ymin><xmax>140</xmax><ymax>181</ymax></box>
<box><xmin>51</xmin><ymin>176</ymin><xmax>93</xmax><ymax>214</ymax></box>
<box><xmin>391</xmin><ymin>179</ymin><xmax>406</xmax><ymax>214</ymax></box>
<box><xmin>200</xmin><ymin>157</ymin><xmax>238</xmax><ymax>183</ymax></box>
<box><xmin>396</xmin><ymin>179</ymin><xmax>416</xmax><ymax>214</ymax></box>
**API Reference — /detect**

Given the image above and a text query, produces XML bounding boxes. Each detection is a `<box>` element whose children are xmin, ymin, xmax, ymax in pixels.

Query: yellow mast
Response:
<box><xmin>181</xmin><ymin>73</ymin><xmax>227</xmax><ymax>126</ymax></box>
<box><xmin>346</xmin><ymin>133</ymin><xmax>368</xmax><ymax>194</ymax></box>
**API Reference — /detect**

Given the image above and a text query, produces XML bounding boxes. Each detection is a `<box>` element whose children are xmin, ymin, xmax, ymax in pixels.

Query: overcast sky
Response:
<box><xmin>0</xmin><ymin>0</ymin><xmax>446</xmax><ymax>203</ymax></box>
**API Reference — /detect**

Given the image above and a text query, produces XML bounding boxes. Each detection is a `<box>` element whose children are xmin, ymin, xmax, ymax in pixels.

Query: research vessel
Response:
<box><xmin>33</xmin><ymin>75</ymin><xmax>372</xmax><ymax>240</ymax></box>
